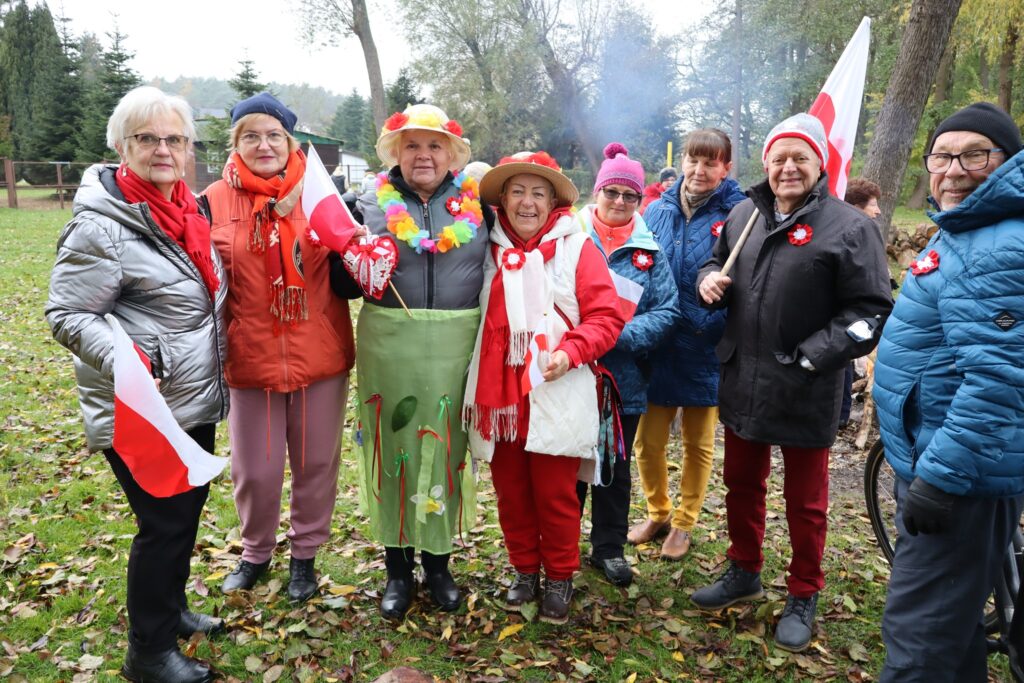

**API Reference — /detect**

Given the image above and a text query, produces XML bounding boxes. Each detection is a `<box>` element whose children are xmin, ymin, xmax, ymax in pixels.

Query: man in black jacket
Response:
<box><xmin>692</xmin><ymin>113</ymin><xmax>893</xmax><ymax>653</ymax></box>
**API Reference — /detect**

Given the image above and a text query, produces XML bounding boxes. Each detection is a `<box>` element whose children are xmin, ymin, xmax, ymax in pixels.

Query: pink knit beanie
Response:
<box><xmin>593</xmin><ymin>143</ymin><xmax>644</xmax><ymax>195</ymax></box>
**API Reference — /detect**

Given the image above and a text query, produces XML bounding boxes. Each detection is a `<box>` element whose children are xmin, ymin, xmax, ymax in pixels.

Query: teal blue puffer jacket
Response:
<box><xmin>577</xmin><ymin>206</ymin><xmax>680</xmax><ymax>415</ymax></box>
<box><xmin>874</xmin><ymin>150</ymin><xmax>1024</xmax><ymax>497</ymax></box>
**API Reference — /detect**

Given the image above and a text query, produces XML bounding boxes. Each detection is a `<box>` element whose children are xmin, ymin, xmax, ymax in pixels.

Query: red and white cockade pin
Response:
<box><xmin>445</xmin><ymin>196</ymin><xmax>462</xmax><ymax>215</ymax></box>
<box><xmin>501</xmin><ymin>248</ymin><xmax>526</xmax><ymax>271</ymax></box>
<box><xmin>911</xmin><ymin>249</ymin><xmax>940</xmax><ymax>276</ymax></box>
<box><xmin>632</xmin><ymin>249</ymin><xmax>653</xmax><ymax>271</ymax></box>
<box><xmin>787</xmin><ymin>224</ymin><xmax>813</xmax><ymax>246</ymax></box>
<box><xmin>711</xmin><ymin>221</ymin><xmax>724</xmax><ymax>238</ymax></box>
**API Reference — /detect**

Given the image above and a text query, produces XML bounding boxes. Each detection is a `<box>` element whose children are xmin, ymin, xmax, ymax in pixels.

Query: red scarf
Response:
<box><xmin>473</xmin><ymin>206</ymin><xmax>572</xmax><ymax>441</ymax></box>
<box><xmin>231</xmin><ymin>149</ymin><xmax>308</xmax><ymax>325</ymax></box>
<box><xmin>115</xmin><ymin>165</ymin><xmax>219</xmax><ymax>299</ymax></box>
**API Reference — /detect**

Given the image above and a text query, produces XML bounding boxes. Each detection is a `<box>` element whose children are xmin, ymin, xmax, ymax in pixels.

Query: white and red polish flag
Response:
<box><xmin>108</xmin><ymin>315</ymin><xmax>227</xmax><ymax>498</ymax></box>
<box><xmin>301</xmin><ymin>144</ymin><xmax>360</xmax><ymax>252</ymax></box>
<box><xmin>808</xmin><ymin>16</ymin><xmax>871</xmax><ymax>200</ymax></box>
<box><xmin>609</xmin><ymin>270</ymin><xmax>644</xmax><ymax>322</ymax></box>
<box><xmin>520</xmin><ymin>319</ymin><xmax>549</xmax><ymax>396</ymax></box>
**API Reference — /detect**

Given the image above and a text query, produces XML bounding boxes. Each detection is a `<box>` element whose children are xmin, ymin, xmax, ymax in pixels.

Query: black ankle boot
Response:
<box><xmin>288</xmin><ymin>557</ymin><xmax>318</xmax><ymax>604</ymax></box>
<box><xmin>122</xmin><ymin>645</ymin><xmax>212</xmax><ymax>683</ymax></box>
<box><xmin>177</xmin><ymin>610</ymin><xmax>225</xmax><ymax>639</ymax></box>
<box><xmin>422</xmin><ymin>551</ymin><xmax>460</xmax><ymax>611</ymax></box>
<box><xmin>381</xmin><ymin>547</ymin><xmax>416</xmax><ymax>621</ymax></box>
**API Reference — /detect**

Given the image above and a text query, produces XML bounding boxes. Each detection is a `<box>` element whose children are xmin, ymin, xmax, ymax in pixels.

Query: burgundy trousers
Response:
<box><xmin>723</xmin><ymin>428</ymin><xmax>829</xmax><ymax>597</ymax></box>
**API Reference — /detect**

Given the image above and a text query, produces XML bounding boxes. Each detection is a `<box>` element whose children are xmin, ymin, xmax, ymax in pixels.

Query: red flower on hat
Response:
<box><xmin>383</xmin><ymin>112</ymin><xmax>409</xmax><ymax>131</ymax></box>
<box><xmin>787</xmin><ymin>224</ymin><xmax>813</xmax><ymax>246</ymax></box>
<box><xmin>632</xmin><ymin>249</ymin><xmax>653</xmax><ymax>271</ymax></box>
<box><xmin>445</xmin><ymin>196</ymin><xmax>462</xmax><ymax>215</ymax></box>
<box><xmin>497</xmin><ymin>151</ymin><xmax>561</xmax><ymax>171</ymax></box>
<box><xmin>444</xmin><ymin>120</ymin><xmax>463</xmax><ymax>137</ymax></box>
<box><xmin>501</xmin><ymin>248</ymin><xmax>526</xmax><ymax>271</ymax></box>
<box><xmin>711</xmin><ymin>221</ymin><xmax>724</xmax><ymax>238</ymax></box>
<box><xmin>910</xmin><ymin>249</ymin><xmax>940</xmax><ymax>276</ymax></box>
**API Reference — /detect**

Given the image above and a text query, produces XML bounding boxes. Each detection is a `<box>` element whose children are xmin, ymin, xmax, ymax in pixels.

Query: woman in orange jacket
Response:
<box><xmin>203</xmin><ymin>93</ymin><xmax>357</xmax><ymax>603</ymax></box>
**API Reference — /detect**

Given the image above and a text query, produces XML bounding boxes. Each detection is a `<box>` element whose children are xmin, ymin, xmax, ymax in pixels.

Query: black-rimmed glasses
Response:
<box><xmin>923</xmin><ymin>148</ymin><xmax>1002</xmax><ymax>174</ymax></box>
<box><xmin>126</xmin><ymin>133</ymin><xmax>189</xmax><ymax>151</ymax></box>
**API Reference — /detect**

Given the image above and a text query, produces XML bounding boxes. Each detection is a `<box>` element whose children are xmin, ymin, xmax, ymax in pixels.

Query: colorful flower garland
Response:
<box><xmin>375</xmin><ymin>170</ymin><xmax>483</xmax><ymax>254</ymax></box>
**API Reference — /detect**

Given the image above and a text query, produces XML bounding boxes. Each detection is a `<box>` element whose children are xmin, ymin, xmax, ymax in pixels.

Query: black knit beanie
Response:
<box><xmin>659</xmin><ymin>167</ymin><xmax>678</xmax><ymax>183</ymax></box>
<box><xmin>929</xmin><ymin>102</ymin><xmax>1022</xmax><ymax>156</ymax></box>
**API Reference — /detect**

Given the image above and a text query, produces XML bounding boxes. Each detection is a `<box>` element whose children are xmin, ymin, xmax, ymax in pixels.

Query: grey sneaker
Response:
<box><xmin>775</xmin><ymin>593</ymin><xmax>817</xmax><ymax>652</ymax></box>
<box><xmin>690</xmin><ymin>561</ymin><xmax>764</xmax><ymax>610</ymax></box>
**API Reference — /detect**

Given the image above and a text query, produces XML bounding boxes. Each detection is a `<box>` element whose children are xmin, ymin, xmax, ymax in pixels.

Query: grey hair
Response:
<box><xmin>106</xmin><ymin>86</ymin><xmax>196</xmax><ymax>153</ymax></box>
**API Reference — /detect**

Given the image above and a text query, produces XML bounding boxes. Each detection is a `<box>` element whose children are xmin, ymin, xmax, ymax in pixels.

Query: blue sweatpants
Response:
<box><xmin>880</xmin><ymin>476</ymin><xmax>1023</xmax><ymax>682</ymax></box>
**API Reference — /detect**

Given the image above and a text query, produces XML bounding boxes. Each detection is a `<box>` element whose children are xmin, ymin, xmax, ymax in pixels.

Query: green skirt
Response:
<box><xmin>355</xmin><ymin>304</ymin><xmax>480</xmax><ymax>553</ymax></box>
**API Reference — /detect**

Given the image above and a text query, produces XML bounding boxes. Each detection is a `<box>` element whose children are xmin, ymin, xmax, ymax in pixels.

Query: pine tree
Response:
<box><xmin>329</xmin><ymin>89</ymin><xmax>368</xmax><ymax>154</ymax></box>
<box><xmin>0</xmin><ymin>0</ymin><xmax>51</xmax><ymax>158</ymax></box>
<box><xmin>25</xmin><ymin>8</ymin><xmax>83</xmax><ymax>170</ymax></box>
<box><xmin>385</xmin><ymin>69</ymin><xmax>422</xmax><ymax>113</ymax></box>
<box><xmin>228</xmin><ymin>58</ymin><xmax>266</xmax><ymax>101</ymax></box>
<box><xmin>76</xmin><ymin>26</ymin><xmax>141</xmax><ymax>161</ymax></box>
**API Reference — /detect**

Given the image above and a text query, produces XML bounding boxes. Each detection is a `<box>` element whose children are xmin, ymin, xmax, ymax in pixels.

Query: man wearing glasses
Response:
<box><xmin>874</xmin><ymin>102</ymin><xmax>1024</xmax><ymax>681</ymax></box>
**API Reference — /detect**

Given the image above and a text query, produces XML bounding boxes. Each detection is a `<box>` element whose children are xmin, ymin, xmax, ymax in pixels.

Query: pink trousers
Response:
<box><xmin>228</xmin><ymin>373</ymin><xmax>348</xmax><ymax>562</ymax></box>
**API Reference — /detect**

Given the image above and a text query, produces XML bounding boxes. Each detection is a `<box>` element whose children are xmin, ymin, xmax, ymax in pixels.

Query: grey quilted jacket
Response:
<box><xmin>46</xmin><ymin>165</ymin><xmax>229</xmax><ymax>451</ymax></box>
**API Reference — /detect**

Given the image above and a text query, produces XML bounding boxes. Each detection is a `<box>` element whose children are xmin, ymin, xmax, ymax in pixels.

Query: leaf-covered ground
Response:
<box><xmin>0</xmin><ymin>206</ymin><xmax>1012</xmax><ymax>682</ymax></box>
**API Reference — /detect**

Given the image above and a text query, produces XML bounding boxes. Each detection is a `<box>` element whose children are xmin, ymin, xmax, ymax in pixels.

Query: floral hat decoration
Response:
<box><xmin>478</xmin><ymin>151</ymin><xmax>580</xmax><ymax>208</ymax></box>
<box><xmin>375</xmin><ymin>103</ymin><xmax>471</xmax><ymax>171</ymax></box>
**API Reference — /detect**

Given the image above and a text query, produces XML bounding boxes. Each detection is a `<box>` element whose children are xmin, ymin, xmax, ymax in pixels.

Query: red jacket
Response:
<box><xmin>205</xmin><ymin>180</ymin><xmax>355</xmax><ymax>392</ymax></box>
<box><xmin>640</xmin><ymin>182</ymin><xmax>664</xmax><ymax>215</ymax></box>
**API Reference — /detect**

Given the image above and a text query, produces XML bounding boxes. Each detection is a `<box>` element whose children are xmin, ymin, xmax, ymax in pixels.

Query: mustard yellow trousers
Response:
<box><xmin>633</xmin><ymin>404</ymin><xmax>718</xmax><ymax>531</ymax></box>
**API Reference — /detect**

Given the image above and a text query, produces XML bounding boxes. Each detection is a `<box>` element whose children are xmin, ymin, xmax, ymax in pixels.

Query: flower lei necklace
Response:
<box><xmin>375</xmin><ymin>170</ymin><xmax>483</xmax><ymax>254</ymax></box>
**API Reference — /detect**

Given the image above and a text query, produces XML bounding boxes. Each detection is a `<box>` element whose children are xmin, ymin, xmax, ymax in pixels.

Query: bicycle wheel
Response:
<box><xmin>863</xmin><ymin>439</ymin><xmax>898</xmax><ymax>564</ymax></box>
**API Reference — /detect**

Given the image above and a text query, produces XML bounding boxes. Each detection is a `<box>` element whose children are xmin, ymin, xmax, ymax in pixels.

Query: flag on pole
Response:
<box><xmin>609</xmin><ymin>270</ymin><xmax>644</xmax><ymax>322</ymax></box>
<box><xmin>301</xmin><ymin>145</ymin><xmax>360</xmax><ymax>252</ymax></box>
<box><xmin>108</xmin><ymin>315</ymin><xmax>228</xmax><ymax>498</ymax></box>
<box><xmin>808</xmin><ymin>16</ymin><xmax>871</xmax><ymax>200</ymax></box>
<box><xmin>520</xmin><ymin>319</ymin><xmax>549</xmax><ymax>396</ymax></box>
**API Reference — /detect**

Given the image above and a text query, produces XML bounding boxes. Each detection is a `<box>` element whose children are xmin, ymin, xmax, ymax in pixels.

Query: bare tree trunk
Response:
<box><xmin>349</xmin><ymin>0</ymin><xmax>386</xmax><ymax>130</ymax></box>
<box><xmin>998</xmin><ymin>24</ymin><xmax>1018</xmax><ymax>115</ymax></box>
<box><xmin>730</xmin><ymin>0</ymin><xmax>743</xmax><ymax>179</ymax></box>
<box><xmin>907</xmin><ymin>42</ymin><xmax>956</xmax><ymax>210</ymax></box>
<box><xmin>979</xmin><ymin>48</ymin><xmax>990</xmax><ymax>93</ymax></box>
<box><xmin>861</xmin><ymin>0</ymin><xmax>963</xmax><ymax>242</ymax></box>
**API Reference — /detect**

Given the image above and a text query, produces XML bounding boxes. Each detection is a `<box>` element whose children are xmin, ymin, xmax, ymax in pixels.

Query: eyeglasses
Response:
<box><xmin>239</xmin><ymin>131</ymin><xmax>288</xmax><ymax>148</ymax></box>
<box><xmin>923</xmin><ymin>148</ymin><xmax>1002</xmax><ymax>174</ymax></box>
<box><xmin>126</xmin><ymin>133</ymin><xmax>189</xmax><ymax>151</ymax></box>
<box><xmin>601</xmin><ymin>187</ymin><xmax>641</xmax><ymax>204</ymax></box>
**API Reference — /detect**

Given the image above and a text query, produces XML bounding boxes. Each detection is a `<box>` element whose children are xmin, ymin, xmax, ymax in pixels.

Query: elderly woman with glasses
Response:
<box><xmin>47</xmin><ymin>86</ymin><xmax>227</xmax><ymax>683</ymax></box>
<box><xmin>202</xmin><ymin>93</ymin><xmax>357</xmax><ymax>604</ymax></box>
<box><xmin>573</xmin><ymin>143</ymin><xmax>679</xmax><ymax>588</ymax></box>
<box><xmin>464</xmin><ymin>152</ymin><xmax>625</xmax><ymax>624</ymax></box>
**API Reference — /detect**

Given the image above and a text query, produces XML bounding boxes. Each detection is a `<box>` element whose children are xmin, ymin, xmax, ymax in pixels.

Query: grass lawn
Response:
<box><xmin>0</xmin><ymin>206</ymin><xmax>1011</xmax><ymax>682</ymax></box>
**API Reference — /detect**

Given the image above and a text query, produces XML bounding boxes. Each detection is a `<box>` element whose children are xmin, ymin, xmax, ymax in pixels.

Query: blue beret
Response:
<box><xmin>230</xmin><ymin>92</ymin><xmax>297</xmax><ymax>133</ymax></box>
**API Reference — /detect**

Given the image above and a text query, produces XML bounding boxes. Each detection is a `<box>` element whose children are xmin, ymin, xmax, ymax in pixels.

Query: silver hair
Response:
<box><xmin>106</xmin><ymin>86</ymin><xmax>196</xmax><ymax>152</ymax></box>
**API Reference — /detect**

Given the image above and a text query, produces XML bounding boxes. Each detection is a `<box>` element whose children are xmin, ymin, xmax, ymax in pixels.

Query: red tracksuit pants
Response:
<box><xmin>490</xmin><ymin>441</ymin><xmax>582</xmax><ymax>580</ymax></box>
<box><xmin>723</xmin><ymin>428</ymin><xmax>829</xmax><ymax>597</ymax></box>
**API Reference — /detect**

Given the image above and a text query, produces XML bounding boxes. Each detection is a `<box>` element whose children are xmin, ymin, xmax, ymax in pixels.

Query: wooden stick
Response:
<box><xmin>719</xmin><ymin>208</ymin><xmax>761</xmax><ymax>278</ymax></box>
<box><xmin>389</xmin><ymin>281</ymin><xmax>413</xmax><ymax>318</ymax></box>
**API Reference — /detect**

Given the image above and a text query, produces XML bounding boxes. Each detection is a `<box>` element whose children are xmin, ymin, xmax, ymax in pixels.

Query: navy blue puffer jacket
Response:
<box><xmin>875</xmin><ymin>150</ymin><xmax>1024</xmax><ymax>497</ymax></box>
<box><xmin>643</xmin><ymin>176</ymin><xmax>745</xmax><ymax>406</ymax></box>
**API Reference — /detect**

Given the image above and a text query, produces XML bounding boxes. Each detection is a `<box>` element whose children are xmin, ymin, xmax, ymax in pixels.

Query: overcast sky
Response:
<box><xmin>51</xmin><ymin>0</ymin><xmax>709</xmax><ymax>95</ymax></box>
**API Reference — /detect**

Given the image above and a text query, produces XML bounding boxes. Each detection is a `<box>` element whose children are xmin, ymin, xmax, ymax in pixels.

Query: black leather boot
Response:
<box><xmin>422</xmin><ymin>551</ymin><xmax>461</xmax><ymax>611</ymax></box>
<box><xmin>221</xmin><ymin>559</ymin><xmax>269</xmax><ymax>593</ymax></box>
<box><xmin>177</xmin><ymin>610</ymin><xmax>225</xmax><ymax>639</ymax></box>
<box><xmin>122</xmin><ymin>645</ymin><xmax>212</xmax><ymax>683</ymax></box>
<box><xmin>381</xmin><ymin>547</ymin><xmax>415</xmax><ymax>621</ymax></box>
<box><xmin>287</xmin><ymin>557</ymin><xmax>318</xmax><ymax>604</ymax></box>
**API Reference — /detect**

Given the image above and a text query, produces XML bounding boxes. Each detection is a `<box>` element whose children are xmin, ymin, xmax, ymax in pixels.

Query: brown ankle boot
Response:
<box><xmin>627</xmin><ymin>518</ymin><xmax>670</xmax><ymax>545</ymax></box>
<box><xmin>660</xmin><ymin>528</ymin><xmax>692</xmax><ymax>561</ymax></box>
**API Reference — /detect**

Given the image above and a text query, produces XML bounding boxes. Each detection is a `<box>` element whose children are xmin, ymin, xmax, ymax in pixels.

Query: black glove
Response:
<box><xmin>901</xmin><ymin>477</ymin><xmax>956</xmax><ymax>536</ymax></box>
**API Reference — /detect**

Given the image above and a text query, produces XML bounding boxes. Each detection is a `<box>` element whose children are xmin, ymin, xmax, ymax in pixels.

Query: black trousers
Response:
<box><xmin>105</xmin><ymin>423</ymin><xmax>215</xmax><ymax>654</ymax></box>
<box><xmin>577</xmin><ymin>413</ymin><xmax>641</xmax><ymax>560</ymax></box>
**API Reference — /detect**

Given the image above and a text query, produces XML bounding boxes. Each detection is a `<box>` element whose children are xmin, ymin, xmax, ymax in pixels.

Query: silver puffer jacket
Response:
<box><xmin>46</xmin><ymin>165</ymin><xmax>229</xmax><ymax>451</ymax></box>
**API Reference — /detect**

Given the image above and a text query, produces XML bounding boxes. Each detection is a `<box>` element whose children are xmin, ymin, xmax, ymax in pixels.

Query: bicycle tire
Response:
<box><xmin>863</xmin><ymin>440</ymin><xmax>898</xmax><ymax>564</ymax></box>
